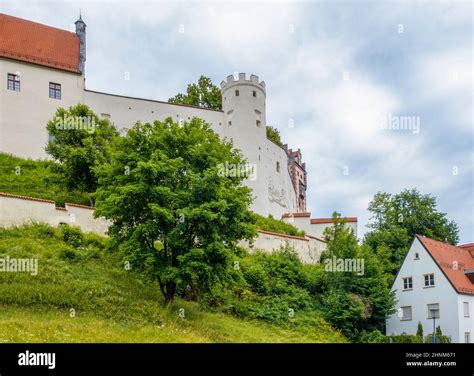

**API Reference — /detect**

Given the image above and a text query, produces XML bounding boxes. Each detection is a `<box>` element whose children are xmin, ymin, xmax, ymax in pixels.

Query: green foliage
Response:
<box><xmin>94</xmin><ymin>117</ymin><xmax>256</xmax><ymax>304</ymax></box>
<box><xmin>61</xmin><ymin>225</ymin><xmax>84</xmax><ymax>248</ymax></box>
<box><xmin>416</xmin><ymin>321</ymin><xmax>423</xmax><ymax>338</ymax></box>
<box><xmin>168</xmin><ymin>76</ymin><xmax>222</xmax><ymax>110</ymax></box>
<box><xmin>254</xmin><ymin>214</ymin><xmax>305</xmax><ymax>237</ymax></box>
<box><xmin>425</xmin><ymin>326</ymin><xmax>451</xmax><ymax>343</ymax></box>
<box><xmin>0</xmin><ymin>224</ymin><xmax>345</xmax><ymax>343</ymax></box>
<box><xmin>388</xmin><ymin>333</ymin><xmax>423</xmax><ymax>343</ymax></box>
<box><xmin>317</xmin><ymin>212</ymin><xmax>396</xmax><ymax>341</ymax></box>
<box><xmin>266</xmin><ymin>126</ymin><xmax>282</xmax><ymax>147</ymax></box>
<box><xmin>45</xmin><ymin>104</ymin><xmax>119</xmax><ymax>195</ymax></box>
<box><xmin>364</xmin><ymin>189</ymin><xmax>459</xmax><ymax>275</ymax></box>
<box><xmin>0</xmin><ymin>153</ymin><xmax>91</xmax><ymax>207</ymax></box>
<box><xmin>359</xmin><ymin>329</ymin><xmax>387</xmax><ymax>343</ymax></box>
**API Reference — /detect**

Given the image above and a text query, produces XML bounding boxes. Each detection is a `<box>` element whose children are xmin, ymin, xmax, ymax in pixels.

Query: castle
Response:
<box><xmin>0</xmin><ymin>13</ymin><xmax>357</xmax><ymax>241</ymax></box>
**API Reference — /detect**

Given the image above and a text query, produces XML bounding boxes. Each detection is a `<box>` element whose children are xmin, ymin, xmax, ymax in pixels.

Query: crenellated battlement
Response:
<box><xmin>220</xmin><ymin>72</ymin><xmax>266</xmax><ymax>94</ymax></box>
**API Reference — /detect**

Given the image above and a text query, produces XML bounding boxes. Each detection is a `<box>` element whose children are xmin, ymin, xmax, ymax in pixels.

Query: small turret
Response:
<box><xmin>75</xmin><ymin>12</ymin><xmax>86</xmax><ymax>75</ymax></box>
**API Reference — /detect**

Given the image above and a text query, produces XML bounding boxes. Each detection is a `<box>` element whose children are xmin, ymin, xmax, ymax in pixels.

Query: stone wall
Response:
<box><xmin>0</xmin><ymin>192</ymin><xmax>325</xmax><ymax>263</ymax></box>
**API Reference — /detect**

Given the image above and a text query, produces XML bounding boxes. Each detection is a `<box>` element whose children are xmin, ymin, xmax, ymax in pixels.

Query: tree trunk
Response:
<box><xmin>164</xmin><ymin>282</ymin><xmax>176</xmax><ymax>305</ymax></box>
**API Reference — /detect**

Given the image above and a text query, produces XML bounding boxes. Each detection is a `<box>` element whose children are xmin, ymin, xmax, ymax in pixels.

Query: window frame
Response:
<box><xmin>7</xmin><ymin>73</ymin><xmax>20</xmax><ymax>92</ymax></box>
<box><xmin>464</xmin><ymin>302</ymin><xmax>470</xmax><ymax>318</ymax></box>
<box><xmin>400</xmin><ymin>305</ymin><xmax>412</xmax><ymax>321</ymax></box>
<box><xmin>424</xmin><ymin>273</ymin><xmax>435</xmax><ymax>288</ymax></box>
<box><xmin>427</xmin><ymin>303</ymin><xmax>440</xmax><ymax>319</ymax></box>
<box><xmin>49</xmin><ymin>82</ymin><xmax>61</xmax><ymax>100</ymax></box>
<box><xmin>402</xmin><ymin>276</ymin><xmax>413</xmax><ymax>290</ymax></box>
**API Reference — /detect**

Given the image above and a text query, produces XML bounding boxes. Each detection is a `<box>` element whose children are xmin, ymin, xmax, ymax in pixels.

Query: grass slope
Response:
<box><xmin>0</xmin><ymin>224</ymin><xmax>345</xmax><ymax>343</ymax></box>
<box><xmin>0</xmin><ymin>152</ymin><xmax>91</xmax><ymax>206</ymax></box>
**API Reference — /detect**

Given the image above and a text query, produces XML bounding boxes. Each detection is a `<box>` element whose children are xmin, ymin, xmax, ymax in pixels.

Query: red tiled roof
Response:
<box><xmin>281</xmin><ymin>212</ymin><xmax>311</xmax><ymax>218</ymax></box>
<box><xmin>310</xmin><ymin>217</ymin><xmax>358</xmax><ymax>224</ymax></box>
<box><xmin>65</xmin><ymin>202</ymin><xmax>95</xmax><ymax>210</ymax></box>
<box><xmin>417</xmin><ymin>235</ymin><xmax>474</xmax><ymax>296</ymax></box>
<box><xmin>0</xmin><ymin>191</ymin><xmax>55</xmax><ymax>204</ymax></box>
<box><xmin>0</xmin><ymin>13</ymin><xmax>80</xmax><ymax>73</ymax></box>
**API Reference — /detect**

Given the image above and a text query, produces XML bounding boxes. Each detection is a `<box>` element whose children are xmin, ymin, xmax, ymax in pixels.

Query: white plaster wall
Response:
<box><xmin>0</xmin><ymin>195</ymin><xmax>110</xmax><ymax>235</ymax></box>
<box><xmin>239</xmin><ymin>231</ymin><xmax>326</xmax><ymax>264</ymax></box>
<box><xmin>283</xmin><ymin>216</ymin><xmax>358</xmax><ymax>239</ymax></box>
<box><xmin>0</xmin><ymin>58</ymin><xmax>85</xmax><ymax>159</ymax></box>
<box><xmin>84</xmin><ymin>90</ymin><xmax>225</xmax><ymax>138</ymax></box>
<box><xmin>457</xmin><ymin>294</ymin><xmax>474</xmax><ymax>343</ymax></box>
<box><xmin>386</xmin><ymin>238</ymin><xmax>461</xmax><ymax>342</ymax></box>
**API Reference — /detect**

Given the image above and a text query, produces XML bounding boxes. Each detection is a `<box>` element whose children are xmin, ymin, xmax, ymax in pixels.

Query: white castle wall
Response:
<box><xmin>0</xmin><ymin>53</ymin><xmax>300</xmax><ymax>219</ymax></box>
<box><xmin>0</xmin><ymin>59</ymin><xmax>85</xmax><ymax>159</ymax></box>
<box><xmin>84</xmin><ymin>90</ymin><xmax>226</xmax><ymax>138</ymax></box>
<box><xmin>239</xmin><ymin>229</ymin><xmax>325</xmax><ymax>264</ymax></box>
<box><xmin>283</xmin><ymin>214</ymin><xmax>358</xmax><ymax>239</ymax></box>
<box><xmin>0</xmin><ymin>192</ymin><xmax>324</xmax><ymax>263</ymax></box>
<box><xmin>0</xmin><ymin>192</ymin><xmax>110</xmax><ymax>235</ymax></box>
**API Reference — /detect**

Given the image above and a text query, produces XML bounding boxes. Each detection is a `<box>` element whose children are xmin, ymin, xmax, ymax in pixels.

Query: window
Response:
<box><xmin>400</xmin><ymin>306</ymin><xmax>412</xmax><ymax>321</ymax></box>
<box><xmin>465</xmin><ymin>332</ymin><xmax>471</xmax><ymax>343</ymax></box>
<box><xmin>403</xmin><ymin>277</ymin><xmax>413</xmax><ymax>290</ymax></box>
<box><xmin>253</xmin><ymin>91</ymin><xmax>257</xmax><ymax>97</ymax></box>
<box><xmin>235</xmin><ymin>90</ymin><xmax>239</xmax><ymax>96</ymax></box>
<box><xmin>427</xmin><ymin>303</ymin><xmax>440</xmax><ymax>319</ymax></box>
<box><xmin>49</xmin><ymin>82</ymin><xmax>61</xmax><ymax>99</ymax></box>
<box><xmin>256</xmin><ymin>120</ymin><xmax>261</xmax><ymax>127</ymax></box>
<box><xmin>424</xmin><ymin>273</ymin><xmax>435</xmax><ymax>287</ymax></box>
<box><xmin>228</xmin><ymin>121</ymin><xmax>232</xmax><ymax>126</ymax></box>
<box><xmin>7</xmin><ymin>73</ymin><xmax>20</xmax><ymax>91</ymax></box>
<box><xmin>414</xmin><ymin>252</ymin><xmax>420</xmax><ymax>260</ymax></box>
<box><xmin>464</xmin><ymin>302</ymin><xmax>470</xmax><ymax>317</ymax></box>
<box><xmin>276</xmin><ymin>161</ymin><xmax>280</xmax><ymax>172</ymax></box>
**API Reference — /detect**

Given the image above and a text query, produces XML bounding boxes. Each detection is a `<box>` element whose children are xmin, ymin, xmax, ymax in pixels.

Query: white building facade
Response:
<box><xmin>0</xmin><ymin>13</ymin><xmax>308</xmax><ymax>219</ymax></box>
<box><xmin>386</xmin><ymin>235</ymin><xmax>474</xmax><ymax>343</ymax></box>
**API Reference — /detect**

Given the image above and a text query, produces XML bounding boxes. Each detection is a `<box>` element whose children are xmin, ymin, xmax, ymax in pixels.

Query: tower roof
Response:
<box><xmin>0</xmin><ymin>13</ymin><xmax>80</xmax><ymax>73</ymax></box>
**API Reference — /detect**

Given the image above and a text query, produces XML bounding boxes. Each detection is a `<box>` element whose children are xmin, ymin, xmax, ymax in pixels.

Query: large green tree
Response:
<box><xmin>168</xmin><ymin>76</ymin><xmax>222</xmax><ymax>110</ymax></box>
<box><xmin>316</xmin><ymin>213</ymin><xmax>395</xmax><ymax>341</ymax></box>
<box><xmin>94</xmin><ymin>117</ymin><xmax>256</xmax><ymax>304</ymax></box>
<box><xmin>45</xmin><ymin>104</ymin><xmax>118</xmax><ymax>197</ymax></box>
<box><xmin>363</xmin><ymin>189</ymin><xmax>459</xmax><ymax>274</ymax></box>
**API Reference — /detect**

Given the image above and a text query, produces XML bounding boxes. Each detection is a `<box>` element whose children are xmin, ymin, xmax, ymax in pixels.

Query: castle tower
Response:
<box><xmin>220</xmin><ymin>73</ymin><xmax>268</xmax><ymax>214</ymax></box>
<box><xmin>288</xmin><ymin>148</ymin><xmax>307</xmax><ymax>212</ymax></box>
<box><xmin>75</xmin><ymin>13</ymin><xmax>86</xmax><ymax>75</ymax></box>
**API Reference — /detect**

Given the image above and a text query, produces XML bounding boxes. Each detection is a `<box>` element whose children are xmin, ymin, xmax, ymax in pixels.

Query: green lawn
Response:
<box><xmin>0</xmin><ymin>224</ymin><xmax>345</xmax><ymax>343</ymax></box>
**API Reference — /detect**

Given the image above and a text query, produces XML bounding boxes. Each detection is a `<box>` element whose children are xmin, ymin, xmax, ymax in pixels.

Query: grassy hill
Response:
<box><xmin>0</xmin><ymin>152</ymin><xmax>91</xmax><ymax>206</ymax></box>
<box><xmin>0</xmin><ymin>224</ymin><xmax>345</xmax><ymax>343</ymax></box>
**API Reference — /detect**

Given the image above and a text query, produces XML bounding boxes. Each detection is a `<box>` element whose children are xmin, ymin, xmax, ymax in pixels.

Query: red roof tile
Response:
<box><xmin>0</xmin><ymin>13</ymin><xmax>80</xmax><ymax>73</ymax></box>
<box><xmin>417</xmin><ymin>235</ymin><xmax>474</xmax><ymax>296</ymax></box>
<box><xmin>310</xmin><ymin>217</ymin><xmax>358</xmax><ymax>224</ymax></box>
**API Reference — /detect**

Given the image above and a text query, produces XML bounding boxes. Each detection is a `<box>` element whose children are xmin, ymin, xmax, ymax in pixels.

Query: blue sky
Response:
<box><xmin>2</xmin><ymin>1</ymin><xmax>473</xmax><ymax>243</ymax></box>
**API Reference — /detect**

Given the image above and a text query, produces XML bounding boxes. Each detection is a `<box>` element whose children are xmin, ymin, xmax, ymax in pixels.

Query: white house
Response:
<box><xmin>386</xmin><ymin>235</ymin><xmax>474</xmax><ymax>343</ymax></box>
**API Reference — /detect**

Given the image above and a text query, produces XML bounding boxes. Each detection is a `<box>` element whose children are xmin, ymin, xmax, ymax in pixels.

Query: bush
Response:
<box><xmin>59</xmin><ymin>246</ymin><xmax>78</xmax><ymax>262</ymax></box>
<box><xmin>61</xmin><ymin>225</ymin><xmax>83</xmax><ymax>248</ymax></box>
<box><xmin>388</xmin><ymin>333</ymin><xmax>423</xmax><ymax>343</ymax></box>
<box><xmin>254</xmin><ymin>214</ymin><xmax>305</xmax><ymax>237</ymax></box>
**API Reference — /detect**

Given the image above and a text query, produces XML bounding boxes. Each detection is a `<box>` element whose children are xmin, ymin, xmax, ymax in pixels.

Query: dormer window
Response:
<box><xmin>7</xmin><ymin>73</ymin><xmax>20</xmax><ymax>92</ymax></box>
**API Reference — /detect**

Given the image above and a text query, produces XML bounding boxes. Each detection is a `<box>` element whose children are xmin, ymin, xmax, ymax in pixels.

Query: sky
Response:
<box><xmin>2</xmin><ymin>0</ymin><xmax>473</xmax><ymax>243</ymax></box>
